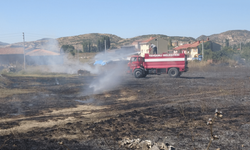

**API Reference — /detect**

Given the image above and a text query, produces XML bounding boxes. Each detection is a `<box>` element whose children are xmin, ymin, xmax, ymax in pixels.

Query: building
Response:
<box><xmin>132</xmin><ymin>37</ymin><xmax>169</xmax><ymax>57</ymax></box>
<box><xmin>171</xmin><ymin>40</ymin><xmax>178</xmax><ymax>47</ymax></box>
<box><xmin>0</xmin><ymin>47</ymin><xmax>63</xmax><ymax>66</ymax></box>
<box><xmin>173</xmin><ymin>38</ymin><xmax>221</xmax><ymax>60</ymax></box>
<box><xmin>26</xmin><ymin>49</ymin><xmax>63</xmax><ymax>65</ymax></box>
<box><xmin>173</xmin><ymin>41</ymin><xmax>201</xmax><ymax>60</ymax></box>
<box><xmin>0</xmin><ymin>47</ymin><xmax>24</xmax><ymax>65</ymax></box>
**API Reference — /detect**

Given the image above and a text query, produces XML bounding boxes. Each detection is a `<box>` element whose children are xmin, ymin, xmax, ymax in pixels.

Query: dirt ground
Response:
<box><xmin>0</xmin><ymin>65</ymin><xmax>250</xmax><ymax>150</ymax></box>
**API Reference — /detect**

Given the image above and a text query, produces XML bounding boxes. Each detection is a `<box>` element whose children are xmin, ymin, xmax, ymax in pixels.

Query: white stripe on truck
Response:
<box><xmin>145</xmin><ymin>58</ymin><xmax>185</xmax><ymax>62</ymax></box>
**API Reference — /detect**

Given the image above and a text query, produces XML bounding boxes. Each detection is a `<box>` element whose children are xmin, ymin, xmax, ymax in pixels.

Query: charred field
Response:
<box><xmin>0</xmin><ymin>66</ymin><xmax>250</xmax><ymax>150</ymax></box>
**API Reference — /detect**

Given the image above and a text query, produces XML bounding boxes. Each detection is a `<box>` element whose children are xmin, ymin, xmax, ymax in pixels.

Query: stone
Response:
<box><xmin>151</xmin><ymin>145</ymin><xmax>160</xmax><ymax>150</ymax></box>
<box><xmin>157</xmin><ymin>142</ymin><xmax>168</xmax><ymax>150</ymax></box>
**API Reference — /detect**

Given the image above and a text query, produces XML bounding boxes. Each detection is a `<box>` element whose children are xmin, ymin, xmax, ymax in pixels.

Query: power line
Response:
<box><xmin>0</xmin><ymin>33</ymin><xmax>20</xmax><ymax>35</ymax></box>
<box><xmin>25</xmin><ymin>32</ymin><xmax>58</xmax><ymax>37</ymax></box>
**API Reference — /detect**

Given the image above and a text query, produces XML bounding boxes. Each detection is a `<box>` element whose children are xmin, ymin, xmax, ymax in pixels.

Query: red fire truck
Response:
<box><xmin>127</xmin><ymin>53</ymin><xmax>188</xmax><ymax>78</ymax></box>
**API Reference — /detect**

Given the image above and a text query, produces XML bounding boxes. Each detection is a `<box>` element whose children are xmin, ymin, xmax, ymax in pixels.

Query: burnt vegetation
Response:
<box><xmin>0</xmin><ymin>65</ymin><xmax>250</xmax><ymax>149</ymax></box>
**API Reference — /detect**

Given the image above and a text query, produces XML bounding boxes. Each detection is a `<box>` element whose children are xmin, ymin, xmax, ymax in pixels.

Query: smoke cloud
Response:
<box><xmin>29</xmin><ymin>42</ymin><xmax>137</xmax><ymax>95</ymax></box>
<box><xmin>82</xmin><ymin>47</ymin><xmax>136</xmax><ymax>95</ymax></box>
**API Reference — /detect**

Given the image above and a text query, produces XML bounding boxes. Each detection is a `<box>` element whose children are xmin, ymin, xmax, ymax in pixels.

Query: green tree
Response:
<box><xmin>240</xmin><ymin>42</ymin><xmax>250</xmax><ymax>61</ymax></box>
<box><xmin>82</xmin><ymin>36</ymin><xmax>111</xmax><ymax>53</ymax></box>
<box><xmin>82</xmin><ymin>41</ymin><xmax>92</xmax><ymax>52</ymax></box>
<box><xmin>168</xmin><ymin>38</ymin><xmax>172</xmax><ymax>47</ymax></box>
<box><xmin>198</xmin><ymin>41</ymin><xmax>212</xmax><ymax>54</ymax></box>
<box><xmin>61</xmin><ymin>45</ymin><xmax>75</xmax><ymax>56</ymax></box>
<box><xmin>97</xmin><ymin>39</ymin><xmax>104</xmax><ymax>52</ymax></box>
<box><xmin>104</xmin><ymin>36</ymin><xmax>110</xmax><ymax>49</ymax></box>
<box><xmin>225</xmin><ymin>39</ymin><xmax>229</xmax><ymax>47</ymax></box>
<box><xmin>97</xmin><ymin>36</ymin><xmax>110</xmax><ymax>52</ymax></box>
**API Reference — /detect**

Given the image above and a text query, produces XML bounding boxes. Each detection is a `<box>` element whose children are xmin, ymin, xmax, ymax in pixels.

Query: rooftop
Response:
<box><xmin>174</xmin><ymin>41</ymin><xmax>202</xmax><ymax>50</ymax></box>
<box><xmin>0</xmin><ymin>47</ymin><xmax>24</xmax><ymax>55</ymax></box>
<box><xmin>26</xmin><ymin>49</ymin><xmax>60</xmax><ymax>56</ymax></box>
<box><xmin>0</xmin><ymin>47</ymin><xmax>61</xmax><ymax>56</ymax></box>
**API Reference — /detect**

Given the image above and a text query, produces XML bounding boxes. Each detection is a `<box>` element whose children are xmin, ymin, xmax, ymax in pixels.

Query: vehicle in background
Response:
<box><xmin>192</xmin><ymin>54</ymin><xmax>202</xmax><ymax>61</ymax></box>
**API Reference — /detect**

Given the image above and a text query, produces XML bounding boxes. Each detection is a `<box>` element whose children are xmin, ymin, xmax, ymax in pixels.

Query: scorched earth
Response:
<box><xmin>0</xmin><ymin>65</ymin><xmax>250</xmax><ymax>150</ymax></box>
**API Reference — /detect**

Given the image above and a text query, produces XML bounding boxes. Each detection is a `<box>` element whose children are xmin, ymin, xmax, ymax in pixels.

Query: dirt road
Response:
<box><xmin>0</xmin><ymin>66</ymin><xmax>250</xmax><ymax>149</ymax></box>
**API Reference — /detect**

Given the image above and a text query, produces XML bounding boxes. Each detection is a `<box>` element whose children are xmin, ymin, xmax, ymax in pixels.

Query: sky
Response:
<box><xmin>0</xmin><ymin>0</ymin><xmax>250</xmax><ymax>44</ymax></box>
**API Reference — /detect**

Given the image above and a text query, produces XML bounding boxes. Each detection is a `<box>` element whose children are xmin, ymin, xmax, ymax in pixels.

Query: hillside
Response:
<box><xmin>0</xmin><ymin>41</ymin><xmax>9</xmax><ymax>47</ymax></box>
<box><xmin>57</xmin><ymin>33</ymin><xmax>123</xmax><ymax>50</ymax></box>
<box><xmin>116</xmin><ymin>34</ymin><xmax>195</xmax><ymax>46</ymax></box>
<box><xmin>4</xmin><ymin>30</ymin><xmax>250</xmax><ymax>51</ymax></box>
<box><xmin>4</xmin><ymin>33</ymin><xmax>195</xmax><ymax>51</ymax></box>
<box><xmin>58</xmin><ymin>33</ymin><xmax>195</xmax><ymax>50</ymax></box>
<box><xmin>197</xmin><ymin>30</ymin><xmax>250</xmax><ymax>46</ymax></box>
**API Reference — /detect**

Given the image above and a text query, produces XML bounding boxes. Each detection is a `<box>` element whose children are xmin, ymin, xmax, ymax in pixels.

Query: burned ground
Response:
<box><xmin>0</xmin><ymin>66</ymin><xmax>250</xmax><ymax>150</ymax></box>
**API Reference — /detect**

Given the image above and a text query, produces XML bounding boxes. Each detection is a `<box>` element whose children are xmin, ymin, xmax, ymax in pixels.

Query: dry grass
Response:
<box><xmin>4</xmin><ymin>73</ymin><xmax>77</xmax><ymax>78</ymax></box>
<box><xmin>0</xmin><ymin>88</ymin><xmax>37</xmax><ymax>98</ymax></box>
<box><xmin>188</xmin><ymin>61</ymin><xmax>210</xmax><ymax>68</ymax></box>
<box><xmin>67</xmin><ymin>52</ymin><xmax>97</xmax><ymax>63</ymax></box>
<box><xmin>1</xmin><ymin>65</ymin><xmax>78</xmax><ymax>78</ymax></box>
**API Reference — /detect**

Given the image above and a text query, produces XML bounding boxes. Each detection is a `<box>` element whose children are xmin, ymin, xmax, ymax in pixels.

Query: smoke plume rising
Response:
<box><xmin>30</xmin><ymin>42</ymin><xmax>136</xmax><ymax>95</ymax></box>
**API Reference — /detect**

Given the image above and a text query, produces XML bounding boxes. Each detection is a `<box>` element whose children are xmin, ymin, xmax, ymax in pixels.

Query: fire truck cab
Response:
<box><xmin>127</xmin><ymin>53</ymin><xmax>188</xmax><ymax>78</ymax></box>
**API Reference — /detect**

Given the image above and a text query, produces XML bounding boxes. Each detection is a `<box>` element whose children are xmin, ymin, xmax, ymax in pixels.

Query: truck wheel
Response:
<box><xmin>141</xmin><ymin>72</ymin><xmax>147</xmax><ymax>78</ymax></box>
<box><xmin>168</xmin><ymin>68</ymin><xmax>179</xmax><ymax>78</ymax></box>
<box><xmin>134</xmin><ymin>69</ymin><xmax>142</xmax><ymax>78</ymax></box>
<box><xmin>178</xmin><ymin>72</ymin><xmax>182</xmax><ymax>77</ymax></box>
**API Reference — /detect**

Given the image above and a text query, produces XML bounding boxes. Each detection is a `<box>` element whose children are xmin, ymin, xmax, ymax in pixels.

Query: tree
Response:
<box><xmin>198</xmin><ymin>41</ymin><xmax>212</xmax><ymax>54</ymax></box>
<box><xmin>168</xmin><ymin>38</ymin><xmax>172</xmax><ymax>47</ymax></box>
<box><xmin>104</xmin><ymin>36</ymin><xmax>110</xmax><ymax>49</ymax></box>
<box><xmin>61</xmin><ymin>45</ymin><xmax>75</xmax><ymax>56</ymax></box>
<box><xmin>82</xmin><ymin>36</ymin><xmax>111</xmax><ymax>53</ymax></box>
<box><xmin>240</xmin><ymin>42</ymin><xmax>250</xmax><ymax>61</ymax></box>
<box><xmin>97</xmin><ymin>39</ymin><xmax>104</xmax><ymax>52</ymax></box>
<box><xmin>225</xmin><ymin>39</ymin><xmax>229</xmax><ymax>47</ymax></box>
<box><xmin>82</xmin><ymin>41</ymin><xmax>92</xmax><ymax>52</ymax></box>
<box><xmin>97</xmin><ymin>36</ymin><xmax>110</xmax><ymax>52</ymax></box>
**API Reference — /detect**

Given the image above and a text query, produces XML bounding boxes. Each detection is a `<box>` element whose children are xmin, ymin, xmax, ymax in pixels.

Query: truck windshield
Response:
<box><xmin>130</xmin><ymin>57</ymin><xmax>138</xmax><ymax>62</ymax></box>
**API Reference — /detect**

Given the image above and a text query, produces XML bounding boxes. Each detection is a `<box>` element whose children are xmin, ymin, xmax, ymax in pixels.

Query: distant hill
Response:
<box><xmin>0</xmin><ymin>41</ymin><xmax>9</xmax><ymax>47</ymax></box>
<box><xmin>57</xmin><ymin>33</ymin><xmax>195</xmax><ymax>50</ymax></box>
<box><xmin>57</xmin><ymin>33</ymin><xmax>123</xmax><ymax>50</ymax></box>
<box><xmin>6</xmin><ymin>30</ymin><xmax>250</xmax><ymax>51</ymax></box>
<box><xmin>197</xmin><ymin>30</ymin><xmax>250</xmax><ymax>46</ymax></box>
<box><xmin>116</xmin><ymin>34</ymin><xmax>195</xmax><ymax>46</ymax></box>
<box><xmin>6</xmin><ymin>33</ymin><xmax>196</xmax><ymax>51</ymax></box>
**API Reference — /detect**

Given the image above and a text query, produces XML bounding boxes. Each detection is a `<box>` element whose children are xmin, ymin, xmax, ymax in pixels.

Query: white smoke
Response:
<box><xmin>40</xmin><ymin>38</ymin><xmax>60</xmax><ymax>52</ymax></box>
<box><xmin>28</xmin><ymin>41</ymin><xmax>137</xmax><ymax>95</ymax></box>
<box><xmin>88</xmin><ymin>60</ymin><xmax>126</xmax><ymax>93</ymax></box>
<box><xmin>84</xmin><ymin>47</ymin><xmax>137</xmax><ymax>94</ymax></box>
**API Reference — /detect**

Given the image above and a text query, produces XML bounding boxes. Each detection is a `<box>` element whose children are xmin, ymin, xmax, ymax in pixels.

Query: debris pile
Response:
<box><xmin>77</xmin><ymin>69</ymin><xmax>90</xmax><ymax>76</ymax></box>
<box><xmin>119</xmin><ymin>138</ymin><xmax>175</xmax><ymax>150</ymax></box>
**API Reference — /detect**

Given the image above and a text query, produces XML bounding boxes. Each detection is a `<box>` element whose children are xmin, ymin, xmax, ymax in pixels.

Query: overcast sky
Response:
<box><xmin>0</xmin><ymin>0</ymin><xmax>249</xmax><ymax>44</ymax></box>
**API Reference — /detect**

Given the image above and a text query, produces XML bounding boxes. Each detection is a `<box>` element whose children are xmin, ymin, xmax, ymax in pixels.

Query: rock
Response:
<box><xmin>168</xmin><ymin>146</ymin><xmax>175</xmax><ymax>150</ymax></box>
<box><xmin>157</xmin><ymin>142</ymin><xmax>168</xmax><ymax>150</ymax></box>
<box><xmin>151</xmin><ymin>145</ymin><xmax>160</xmax><ymax>150</ymax></box>
<box><xmin>138</xmin><ymin>140</ymin><xmax>152</xmax><ymax>150</ymax></box>
<box><xmin>119</xmin><ymin>138</ymin><xmax>141</xmax><ymax>149</ymax></box>
<box><xmin>119</xmin><ymin>138</ymin><xmax>173</xmax><ymax>150</ymax></box>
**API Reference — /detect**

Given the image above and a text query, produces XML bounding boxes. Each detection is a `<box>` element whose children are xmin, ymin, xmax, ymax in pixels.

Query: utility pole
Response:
<box><xmin>154</xmin><ymin>38</ymin><xmax>158</xmax><ymax>54</ymax></box>
<box><xmin>77</xmin><ymin>49</ymin><xmax>80</xmax><ymax>64</ymax></box>
<box><xmin>202</xmin><ymin>40</ymin><xmax>204</xmax><ymax>61</ymax></box>
<box><xmin>157</xmin><ymin>38</ymin><xmax>158</xmax><ymax>52</ymax></box>
<box><xmin>104</xmin><ymin>40</ymin><xmax>106</xmax><ymax>53</ymax></box>
<box><xmin>23</xmin><ymin>32</ymin><xmax>26</xmax><ymax>69</ymax></box>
